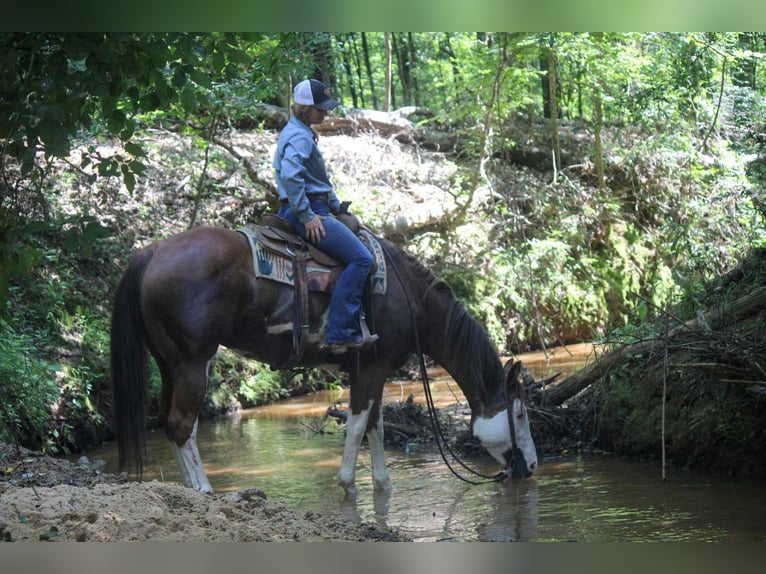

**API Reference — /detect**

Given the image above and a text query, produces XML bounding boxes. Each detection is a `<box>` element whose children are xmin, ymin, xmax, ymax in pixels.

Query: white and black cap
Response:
<box><xmin>293</xmin><ymin>79</ymin><xmax>340</xmax><ymax>111</ymax></box>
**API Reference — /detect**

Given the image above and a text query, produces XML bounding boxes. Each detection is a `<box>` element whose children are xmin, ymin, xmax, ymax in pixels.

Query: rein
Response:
<box><xmin>379</xmin><ymin>240</ymin><xmax>512</xmax><ymax>485</ymax></box>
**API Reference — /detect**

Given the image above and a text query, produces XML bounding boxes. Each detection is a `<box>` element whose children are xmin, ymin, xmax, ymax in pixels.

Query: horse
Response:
<box><xmin>110</xmin><ymin>224</ymin><xmax>537</xmax><ymax>498</ymax></box>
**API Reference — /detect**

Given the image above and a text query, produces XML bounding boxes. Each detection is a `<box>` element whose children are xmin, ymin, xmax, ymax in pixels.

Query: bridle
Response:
<box><xmin>419</xmin><ymin>350</ymin><xmax>524</xmax><ymax>484</ymax></box>
<box><xmin>381</xmin><ymin>240</ymin><xmax>523</xmax><ymax>485</ymax></box>
<box><xmin>502</xmin><ymin>378</ymin><xmax>526</xmax><ymax>476</ymax></box>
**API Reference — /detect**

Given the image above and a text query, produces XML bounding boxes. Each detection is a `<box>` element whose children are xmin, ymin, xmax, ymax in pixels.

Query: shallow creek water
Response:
<box><xmin>86</xmin><ymin>343</ymin><xmax>766</xmax><ymax>541</ymax></box>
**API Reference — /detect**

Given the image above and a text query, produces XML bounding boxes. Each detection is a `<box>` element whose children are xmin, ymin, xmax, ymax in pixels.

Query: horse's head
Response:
<box><xmin>471</xmin><ymin>360</ymin><xmax>538</xmax><ymax>479</ymax></box>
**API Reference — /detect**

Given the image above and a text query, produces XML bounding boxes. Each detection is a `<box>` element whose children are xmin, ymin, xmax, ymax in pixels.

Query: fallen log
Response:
<box><xmin>543</xmin><ymin>285</ymin><xmax>766</xmax><ymax>405</ymax></box>
<box><xmin>326</xmin><ymin>406</ymin><xmax>422</xmax><ymax>438</ymax></box>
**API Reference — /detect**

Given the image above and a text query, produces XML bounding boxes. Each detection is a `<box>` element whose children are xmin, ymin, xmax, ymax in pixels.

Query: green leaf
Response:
<box><xmin>180</xmin><ymin>86</ymin><xmax>197</xmax><ymax>114</ymax></box>
<box><xmin>98</xmin><ymin>158</ymin><xmax>119</xmax><ymax>177</ymax></box>
<box><xmin>84</xmin><ymin>220</ymin><xmax>112</xmax><ymax>240</ymax></box>
<box><xmin>211</xmin><ymin>50</ymin><xmax>225</xmax><ymax>72</ymax></box>
<box><xmin>124</xmin><ymin>142</ymin><xmax>147</xmax><ymax>158</ymax></box>
<box><xmin>67</xmin><ymin>57</ymin><xmax>87</xmax><ymax>73</ymax></box>
<box><xmin>171</xmin><ymin>66</ymin><xmax>187</xmax><ymax>89</ymax></box>
<box><xmin>128</xmin><ymin>159</ymin><xmax>147</xmax><ymax>174</ymax></box>
<box><xmin>123</xmin><ymin>170</ymin><xmax>136</xmax><ymax>192</ymax></box>
<box><xmin>190</xmin><ymin>70</ymin><xmax>212</xmax><ymax>88</ymax></box>
<box><xmin>119</xmin><ymin>122</ymin><xmax>135</xmax><ymax>141</ymax></box>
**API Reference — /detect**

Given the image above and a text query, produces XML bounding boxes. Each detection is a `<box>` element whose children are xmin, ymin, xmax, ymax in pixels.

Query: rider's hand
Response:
<box><xmin>304</xmin><ymin>214</ymin><xmax>326</xmax><ymax>244</ymax></box>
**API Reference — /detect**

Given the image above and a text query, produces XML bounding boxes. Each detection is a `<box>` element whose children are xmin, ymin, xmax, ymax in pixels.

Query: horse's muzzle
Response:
<box><xmin>503</xmin><ymin>447</ymin><xmax>534</xmax><ymax>479</ymax></box>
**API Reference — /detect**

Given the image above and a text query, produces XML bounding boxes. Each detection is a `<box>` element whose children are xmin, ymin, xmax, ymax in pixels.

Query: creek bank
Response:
<box><xmin>0</xmin><ymin>442</ymin><xmax>409</xmax><ymax>542</ymax></box>
<box><xmin>538</xmin><ymin>248</ymin><xmax>766</xmax><ymax>478</ymax></box>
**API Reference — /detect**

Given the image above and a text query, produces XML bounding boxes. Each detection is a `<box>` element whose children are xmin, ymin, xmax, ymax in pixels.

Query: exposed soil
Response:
<box><xmin>0</xmin><ymin>442</ymin><xmax>408</xmax><ymax>542</ymax></box>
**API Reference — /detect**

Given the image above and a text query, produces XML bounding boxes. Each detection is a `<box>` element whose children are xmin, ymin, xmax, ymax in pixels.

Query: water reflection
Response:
<box><xmin>475</xmin><ymin>480</ymin><xmax>540</xmax><ymax>542</ymax></box>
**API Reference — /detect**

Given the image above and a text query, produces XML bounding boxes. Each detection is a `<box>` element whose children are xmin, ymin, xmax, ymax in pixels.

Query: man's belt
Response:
<box><xmin>280</xmin><ymin>193</ymin><xmax>329</xmax><ymax>205</ymax></box>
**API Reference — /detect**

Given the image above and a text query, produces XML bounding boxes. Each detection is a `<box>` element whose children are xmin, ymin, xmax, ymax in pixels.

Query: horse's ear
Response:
<box><xmin>503</xmin><ymin>359</ymin><xmax>522</xmax><ymax>385</ymax></box>
<box><xmin>503</xmin><ymin>359</ymin><xmax>521</xmax><ymax>383</ymax></box>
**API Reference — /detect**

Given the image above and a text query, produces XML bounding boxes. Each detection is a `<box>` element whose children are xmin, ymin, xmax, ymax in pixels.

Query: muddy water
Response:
<box><xmin>86</xmin><ymin>343</ymin><xmax>766</xmax><ymax>541</ymax></box>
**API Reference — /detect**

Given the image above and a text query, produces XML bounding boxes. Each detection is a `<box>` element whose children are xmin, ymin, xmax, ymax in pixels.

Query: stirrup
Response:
<box><xmin>323</xmin><ymin>333</ymin><xmax>379</xmax><ymax>354</ymax></box>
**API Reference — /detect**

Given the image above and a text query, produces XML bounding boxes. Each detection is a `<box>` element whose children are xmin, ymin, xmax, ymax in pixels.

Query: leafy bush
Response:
<box><xmin>205</xmin><ymin>348</ymin><xmax>342</xmax><ymax>417</ymax></box>
<box><xmin>0</xmin><ymin>318</ymin><xmax>60</xmax><ymax>452</ymax></box>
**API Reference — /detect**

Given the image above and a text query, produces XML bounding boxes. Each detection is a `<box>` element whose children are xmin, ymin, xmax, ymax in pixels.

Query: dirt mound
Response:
<box><xmin>0</xmin><ymin>442</ymin><xmax>408</xmax><ymax>542</ymax></box>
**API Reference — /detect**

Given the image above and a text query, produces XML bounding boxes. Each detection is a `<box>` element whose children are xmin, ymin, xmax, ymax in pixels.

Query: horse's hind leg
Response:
<box><xmin>169</xmin><ymin>417</ymin><xmax>212</xmax><ymax>492</ymax></box>
<box><xmin>162</xmin><ymin>359</ymin><xmax>213</xmax><ymax>493</ymax></box>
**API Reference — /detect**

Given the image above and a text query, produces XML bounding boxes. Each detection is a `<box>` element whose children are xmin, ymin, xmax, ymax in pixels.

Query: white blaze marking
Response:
<box><xmin>472</xmin><ymin>410</ymin><xmax>511</xmax><ymax>465</ymax></box>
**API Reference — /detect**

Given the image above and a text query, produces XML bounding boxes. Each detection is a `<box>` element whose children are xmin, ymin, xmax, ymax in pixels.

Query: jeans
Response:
<box><xmin>278</xmin><ymin>199</ymin><xmax>373</xmax><ymax>343</ymax></box>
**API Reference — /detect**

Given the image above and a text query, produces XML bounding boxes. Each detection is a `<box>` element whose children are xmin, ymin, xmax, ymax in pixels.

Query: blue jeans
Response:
<box><xmin>278</xmin><ymin>199</ymin><xmax>373</xmax><ymax>343</ymax></box>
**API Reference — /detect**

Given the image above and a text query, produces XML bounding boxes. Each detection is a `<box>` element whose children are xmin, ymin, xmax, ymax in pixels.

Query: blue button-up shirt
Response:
<box><xmin>273</xmin><ymin>116</ymin><xmax>340</xmax><ymax>224</ymax></box>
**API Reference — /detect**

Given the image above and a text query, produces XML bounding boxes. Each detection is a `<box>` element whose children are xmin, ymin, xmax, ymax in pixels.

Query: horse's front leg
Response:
<box><xmin>366</xmin><ymin>402</ymin><xmax>392</xmax><ymax>492</ymax></box>
<box><xmin>170</xmin><ymin>418</ymin><xmax>213</xmax><ymax>493</ymax></box>
<box><xmin>338</xmin><ymin>400</ymin><xmax>373</xmax><ymax>499</ymax></box>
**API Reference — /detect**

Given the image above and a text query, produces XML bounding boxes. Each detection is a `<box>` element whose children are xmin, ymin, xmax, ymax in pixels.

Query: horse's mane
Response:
<box><xmin>390</xmin><ymin>243</ymin><xmax>504</xmax><ymax>398</ymax></box>
<box><xmin>443</xmin><ymin>299</ymin><xmax>505</xmax><ymax>398</ymax></box>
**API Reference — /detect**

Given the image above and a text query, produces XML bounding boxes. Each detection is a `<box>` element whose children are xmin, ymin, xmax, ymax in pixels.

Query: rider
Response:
<box><xmin>273</xmin><ymin>78</ymin><xmax>378</xmax><ymax>354</ymax></box>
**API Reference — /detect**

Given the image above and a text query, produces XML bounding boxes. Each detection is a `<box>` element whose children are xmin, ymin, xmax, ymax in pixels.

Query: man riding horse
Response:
<box><xmin>273</xmin><ymin>79</ymin><xmax>378</xmax><ymax>354</ymax></box>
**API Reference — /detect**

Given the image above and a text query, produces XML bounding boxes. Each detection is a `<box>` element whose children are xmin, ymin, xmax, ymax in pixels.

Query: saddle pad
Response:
<box><xmin>359</xmin><ymin>228</ymin><xmax>387</xmax><ymax>295</ymax></box>
<box><xmin>237</xmin><ymin>224</ymin><xmax>387</xmax><ymax>295</ymax></box>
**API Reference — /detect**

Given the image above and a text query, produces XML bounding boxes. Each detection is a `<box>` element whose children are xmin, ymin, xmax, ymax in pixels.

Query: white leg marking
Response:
<box><xmin>366</xmin><ymin>404</ymin><xmax>392</xmax><ymax>492</ymax></box>
<box><xmin>170</xmin><ymin>418</ymin><xmax>213</xmax><ymax>493</ymax></box>
<box><xmin>338</xmin><ymin>400</ymin><xmax>373</xmax><ymax>498</ymax></box>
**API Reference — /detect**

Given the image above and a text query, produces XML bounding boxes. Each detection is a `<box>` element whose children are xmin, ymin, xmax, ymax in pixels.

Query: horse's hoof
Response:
<box><xmin>341</xmin><ymin>484</ymin><xmax>358</xmax><ymax>500</ymax></box>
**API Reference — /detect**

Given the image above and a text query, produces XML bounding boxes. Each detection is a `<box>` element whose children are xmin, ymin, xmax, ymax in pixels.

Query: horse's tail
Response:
<box><xmin>110</xmin><ymin>246</ymin><xmax>154</xmax><ymax>478</ymax></box>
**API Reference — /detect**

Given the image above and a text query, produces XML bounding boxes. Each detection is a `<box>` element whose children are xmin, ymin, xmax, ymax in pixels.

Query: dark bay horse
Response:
<box><xmin>110</xmin><ymin>226</ymin><xmax>537</xmax><ymax>497</ymax></box>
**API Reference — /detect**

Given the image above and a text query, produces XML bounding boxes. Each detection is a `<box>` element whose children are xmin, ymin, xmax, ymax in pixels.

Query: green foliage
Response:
<box><xmin>0</xmin><ymin>318</ymin><xmax>60</xmax><ymax>451</ymax></box>
<box><xmin>0</xmin><ymin>198</ymin><xmax>119</xmax><ymax>452</ymax></box>
<box><xmin>1</xmin><ymin>31</ymin><xmax>765</xmax><ymax>455</ymax></box>
<box><xmin>205</xmin><ymin>348</ymin><xmax>342</xmax><ymax>416</ymax></box>
<box><xmin>56</xmin><ymin>307</ymin><xmax>109</xmax><ymax>436</ymax></box>
<box><xmin>1</xmin><ymin>33</ymin><xmax>252</xmax><ymax>159</ymax></box>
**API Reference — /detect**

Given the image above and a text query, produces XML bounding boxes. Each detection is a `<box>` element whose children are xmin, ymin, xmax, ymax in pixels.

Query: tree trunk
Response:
<box><xmin>547</xmin><ymin>39</ymin><xmax>561</xmax><ymax>174</ymax></box>
<box><xmin>440</xmin><ymin>33</ymin><xmax>461</xmax><ymax>102</ymax></box>
<box><xmin>309</xmin><ymin>33</ymin><xmax>333</xmax><ymax>87</ymax></box>
<box><xmin>592</xmin><ymin>32</ymin><xmax>605</xmax><ymax>193</ymax></box>
<box><xmin>350</xmin><ymin>32</ymin><xmax>365</xmax><ymax>108</ymax></box>
<box><xmin>361</xmin><ymin>33</ymin><xmax>378</xmax><ymax>109</ymax></box>
<box><xmin>340</xmin><ymin>34</ymin><xmax>358</xmax><ymax>108</ymax></box>
<box><xmin>407</xmin><ymin>32</ymin><xmax>420</xmax><ymax>106</ymax></box>
<box><xmin>392</xmin><ymin>33</ymin><xmax>409</xmax><ymax>104</ymax></box>
<box><xmin>384</xmin><ymin>32</ymin><xmax>392</xmax><ymax>112</ymax></box>
<box><xmin>539</xmin><ymin>50</ymin><xmax>551</xmax><ymax>119</ymax></box>
<box><xmin>594</xmin><ymin>93</ymin><xmax>605</xmax><ymax>192</ymax></box>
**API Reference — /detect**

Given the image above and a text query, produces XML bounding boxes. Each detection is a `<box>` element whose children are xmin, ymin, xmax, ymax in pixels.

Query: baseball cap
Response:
<box><xmin>293</xmin><ymin>79</ymin><xmax>340</xmax><ymax>111</ymax></box>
